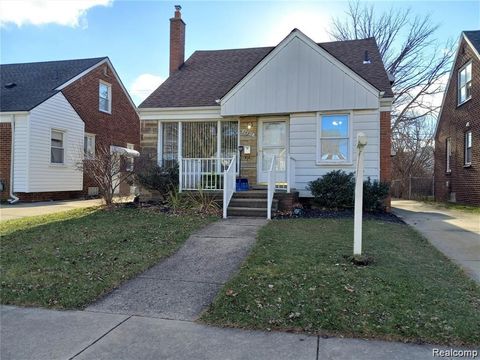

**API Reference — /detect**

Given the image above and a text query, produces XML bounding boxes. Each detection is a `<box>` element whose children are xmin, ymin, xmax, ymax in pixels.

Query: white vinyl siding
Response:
<box><xmin>99</xmin><ymin>81</ymin><xmax>112</xmax><ymax>113</ymax></box>
<box><xmin>27</xmin><ymin>92</ymin><xmax>84</xmax><ymax>192</ymax></box>
<box><xmin>221</xmin><ymin>35</ymin><xmax>379</xmax><ymax>116</ymax></box>
<box><xmin>12</xmin><ymin>115</ymin><xmax>29</xmax><ymax>192</ymax></box>
<box><xmin>290</xmin><ymin>111</ymin><xmax>380</xmax><ymax>197</ymax></box>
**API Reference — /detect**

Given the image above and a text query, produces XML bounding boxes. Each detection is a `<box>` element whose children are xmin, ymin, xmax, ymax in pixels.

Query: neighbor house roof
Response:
<box><xmin>0</xmin><ymin>57</ymin><xmax>107</xmax><ymax>112</ymax></box>
<box><xmin>140</xmin><ymin>37</ymin><xmax>393</xmax><ymax>109</ymax></box>
<box><xmin>463</xmin><ymin>30</ymin><xmax>480</xmax><ymax>57</ymax></box>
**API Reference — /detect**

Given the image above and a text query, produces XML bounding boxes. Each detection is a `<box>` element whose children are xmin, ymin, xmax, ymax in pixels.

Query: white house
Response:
<box><xmin>138</xmin><ymin>6</ymin><xmax>393</xmax><ymax>217</ymax></box>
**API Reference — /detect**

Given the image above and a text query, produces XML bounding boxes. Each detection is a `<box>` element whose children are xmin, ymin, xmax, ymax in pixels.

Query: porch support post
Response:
<box><xmin>157</xmin><ymin>121</ymin><xmax>163</xmax><ymax>166</ymax></box>
<box><xmin>217</xmin><ymin>120</ymin><xmax>222</xmax><ymax>175</ymax></box>
<box><xmin>178</xmin><ymin>122</ymin><xmax>183</xmax><ymax>192</ymax></box>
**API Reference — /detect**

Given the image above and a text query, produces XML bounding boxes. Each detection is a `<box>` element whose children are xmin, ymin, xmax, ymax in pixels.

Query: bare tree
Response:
<box><xmin>79</xmin><ymin>144</ymin><xmax>136</xmax><ymax>207</ymax></box>
<box><xmin>329</xmin><ymin>1</ymin><xmax>453</xmax><ymax>198</ymax></box>
<box><xmin>330</xmin><ymin>1</ymin><xmax>453</xmax><ymax>132</ymax></box>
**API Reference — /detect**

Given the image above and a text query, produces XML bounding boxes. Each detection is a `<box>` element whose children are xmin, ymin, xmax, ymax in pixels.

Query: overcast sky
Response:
<box><xmin>1</xmin><ymin>0</ymin><xmax>479</xmax><ymax>105</ymax></box>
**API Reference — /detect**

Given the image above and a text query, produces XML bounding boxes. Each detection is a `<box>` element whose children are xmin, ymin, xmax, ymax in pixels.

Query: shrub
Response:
<box><xmin>307</xmin><ymin>170</ymin><xmax>355</xmax><ymax>209</ymax></box>
<box><xmin>135</xmin><ymin>156</ymin><xmax>179</xmax><ymax>196</ymax></box>
<box><xmin>363</xmin><ymin>178</ymin><xmax>390</xmax><ymax>211</ymax></box>
<box><xmin>307</xmin><ymin>171</ymin><xmax>390</xmax><ymax>211</ymax></box>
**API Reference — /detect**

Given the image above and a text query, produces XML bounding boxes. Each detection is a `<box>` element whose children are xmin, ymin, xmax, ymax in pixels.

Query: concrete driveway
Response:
<box><xmin>392</xmin><ymin>200</ymin><xmax>480</xmax><ymax>283</ymax></box>
<box><xmin>0</xmin><ymin>199</ymin><xmax>102</xmax><ymax>221</ymax></box>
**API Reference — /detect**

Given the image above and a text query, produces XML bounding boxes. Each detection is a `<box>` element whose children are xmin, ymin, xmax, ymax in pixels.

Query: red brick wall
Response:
<box><xmin>380</xmin><ymin>110</ymin><xmax>392</xmax><ymax>209</ymax></box>
<box><xmin>16</xmin><ymin>191</ymin><xmax>83</xmax><ymax>202</ymax></box>
<box><xmin>62</xmin><ymin>62</ymin><xmax>140</xmax><ymax>196</ymax></box>
<box><xmin>169</xmin><ymin>10</ymin><xmax>185</xmax><ymax>75</ymax></box>
<box><xmin>434</xmin><ymin>37</ymin><xmax>480</xmax><ymax>205</ymax></box>
<box><xmin>0</xmin><ymin>123</ymin><xmax>11</xmax><ymax>200</ymax></box>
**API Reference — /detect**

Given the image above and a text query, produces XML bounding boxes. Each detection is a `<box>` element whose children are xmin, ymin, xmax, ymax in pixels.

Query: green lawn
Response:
<box><xmin>201</xmin><ymin>219</ymin><xmax>480</xmax><ymax>346</ymax></box>
<box><xmin>0</xmin><ymin>207</ymin><xmax>214</xmax><ymax>309</ymax></box>
<box><xmin>423</xmin><ymin>200</ymin><xmax>480</xmax><ymax>214</ymax></box>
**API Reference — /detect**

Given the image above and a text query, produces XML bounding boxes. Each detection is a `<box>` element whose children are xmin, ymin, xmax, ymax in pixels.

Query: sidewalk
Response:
<box><xmin>1</xmin><ymin>306</ymin><xmax>445</xmax><ymax>360</ymax></box>
<box><xmin>87</xmin><ymin>218</ymin><xmax>267</xmax><ymax>320</ymax></box>
<box><xmin>392</xmin><ymin>200</ymin><xmax>480</xmax><ymax>283</ymax></box>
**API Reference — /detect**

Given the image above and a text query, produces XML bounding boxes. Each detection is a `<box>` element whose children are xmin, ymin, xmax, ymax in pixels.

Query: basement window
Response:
<box><xmin>51</xmin><ymin>130</ymin><xmax>65</xmax><ymax>164</ymax></box>
<box><xmin>458</xmin><ymin>62</ymin><xmax>472</xmax><ymax>105</ymax></box>
<box><xmin>99</xmin><ymin>81</ymin><xmax>112</xmax><ymax>113</ymax></box>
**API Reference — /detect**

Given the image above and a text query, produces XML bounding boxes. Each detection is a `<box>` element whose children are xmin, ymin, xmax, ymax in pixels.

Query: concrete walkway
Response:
<box><xmin>1</xmin><ymin>305</ymin><xmax>453</xmax><ymax>360</ymax></box>
<box><xmin>392</xmin><ymin>200</ymin><xmax>480</xmax><ymax>283</ymax></box>
<box><xmin>87</xmin><ymin>218</ymin><xmax>267</xmax><ymax>320</ymax></box>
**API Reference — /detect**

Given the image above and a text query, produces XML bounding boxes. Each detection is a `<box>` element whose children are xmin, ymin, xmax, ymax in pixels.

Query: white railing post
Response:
<box><xmin>287</xmin><ymin>156</ymin><xmax>291</xmax><ymax>193</ymax></box>
<box><xmin>179</xmin><ymin>157</ymin><xmax>183</xmax><ymax>193</ymax></box>
<box><xmin>267</xmin><ymin>155</ymin><xmax>276</xmax><ymax>220</ymax></box>
<box><xmin>222</xmin><ymin>156</ymin><xmax>236</xmax><ymax>219</ymax></box>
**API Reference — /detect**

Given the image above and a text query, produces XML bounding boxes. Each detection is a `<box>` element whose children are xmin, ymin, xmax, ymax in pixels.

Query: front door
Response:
<box><xmin>257</xmin><ymin>118</ymin><xmax>287</xmax><ymax>184</ymax></box>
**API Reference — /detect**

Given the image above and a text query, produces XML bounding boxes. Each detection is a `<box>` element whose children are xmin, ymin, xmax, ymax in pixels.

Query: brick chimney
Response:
<box><xmin>169</xmin><ymin>5</ymin><xmax>185</xmax><ymax>76</ymax></box>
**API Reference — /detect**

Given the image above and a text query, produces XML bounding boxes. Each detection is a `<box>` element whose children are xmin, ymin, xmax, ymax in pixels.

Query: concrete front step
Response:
<box><xmin>233</xmin><ymin>190</ymin><xmax>267</xmax><ymax>199</ymax></box>
<box><xmin>229</xmin><ymin>198</ymin><xmax>278</xmax><ymax>209</ymax></box>
<box><xmin>227</xmin><ymin>207</ymin><xmax>268</xmax><ymax>217</ymax></box>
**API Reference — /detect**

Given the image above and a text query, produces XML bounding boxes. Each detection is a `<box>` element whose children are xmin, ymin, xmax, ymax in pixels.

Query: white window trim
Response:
<box><xmin>458</xmin><ymin>61</ymin><xmax>472</xmax><ymax>106</ymax></box>
<box><xmin>316</xmin><ymin>112</ymin><xmax>353</xmax><ymax>165</ymax></box>
<box><xmin>84</xmin><ymin>133</ymin><xmax>96</xmax><ymax>159</ymax></box>
<box><xmin>446</xmin><ymin>137</ymin><xmax>452</xmax><ymax>173</ymax></box>
<box><xmin>464</xmin><ymin>130</ymin><xmax>472</xmax><ymax>166</ymax></box>
<box><xmin>50</xmin><ymin>129</ymin><xmax>66</xmax><ymax>166</ymax></box>
<box><xmin>99</xmin><ymin>80</ymin><xmax>112</xmax><ymax>114</ymax></box>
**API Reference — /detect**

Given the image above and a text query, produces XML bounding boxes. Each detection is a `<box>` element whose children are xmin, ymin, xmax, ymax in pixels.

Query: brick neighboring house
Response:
<box><xmin>138</xmin><ymin>6</ymin><xmax>393</xmax><ymax>217</ymax></box>
<box><xmin>0</xmin><ymin>57</ymin><xmax>140</xmax><ymax>202</ymax></box>
<box><xmin>434</xmin><ymin>31</ymin><xmax>480</xmax><ymax>206</ymax></box>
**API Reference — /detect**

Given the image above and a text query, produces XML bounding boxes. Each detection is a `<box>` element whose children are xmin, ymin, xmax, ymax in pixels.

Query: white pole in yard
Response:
<box><xmin>354</xmin><ymin>132</ymin><xmax>368</xmax><ymax>256</ymax></box>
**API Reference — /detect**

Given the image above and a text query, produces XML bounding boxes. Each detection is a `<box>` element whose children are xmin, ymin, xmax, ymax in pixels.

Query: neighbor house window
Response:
<box><xmin>446</xmin><ymin>137</ymin><xmax>452</xmax><ymax>173</ymax></box>
<box><xmin>99</xmin><ymin>81</ymin><xmax>112</xmax><ymax>113</ymax></box>
<box><xmin>465</xmin><ymin>130</ymin><xmax>472</xmax><ymax>165</ymax></box>
<box><xmin>51</xmin><ymin>130</ymin><xmax>64</xmax><ymax>164</ymax></box>
<box><xmin>84</xmin><ymin>133</ymin><xmax>95</xmax><ymax>159</ymax></box>
<box><xmin>126</xmin><ymin>143</ymin><xmax>135</xmax><ymax>171</ymax></box>
<box><xmin>318</xmin><ymin>114</ymin><xmax>350</xmax><ymax>163</ymax></box>
<box><xmin>458</xmin><ymin>62</ymin><xmax>472</xmax><ymax>104</ymax></box>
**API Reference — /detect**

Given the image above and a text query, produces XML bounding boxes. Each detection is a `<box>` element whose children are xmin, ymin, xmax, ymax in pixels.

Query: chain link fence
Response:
<box><xmin>391</xmin><ymin>176</ymin><xmax>434</xmax><ymax>200</ymax></box>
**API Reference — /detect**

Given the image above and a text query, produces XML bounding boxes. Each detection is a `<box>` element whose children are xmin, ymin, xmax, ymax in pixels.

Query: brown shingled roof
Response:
<box><xmin>140</xmin><ymin>37</ymin><xmax>393</xmax><ymax>109</ymax></box>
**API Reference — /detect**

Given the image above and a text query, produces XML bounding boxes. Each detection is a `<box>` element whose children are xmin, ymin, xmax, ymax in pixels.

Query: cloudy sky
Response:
<box><xmin>1</xmin><ymin>0</ymin><xmax>479</xmax><ymax>105</ymax></box>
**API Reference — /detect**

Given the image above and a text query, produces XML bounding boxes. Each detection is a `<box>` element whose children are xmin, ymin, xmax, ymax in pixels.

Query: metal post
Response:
<box><xmin>354</xmin><ymin>133</ymin><xmax>368</xmax><ymax>256</ymax></box>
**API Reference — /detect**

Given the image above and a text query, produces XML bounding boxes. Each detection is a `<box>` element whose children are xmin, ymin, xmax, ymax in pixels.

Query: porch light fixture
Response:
<box><xmin>247</xmin><ymin>122</ymin><xmax>253</xmax><ymax>130</ymax></box>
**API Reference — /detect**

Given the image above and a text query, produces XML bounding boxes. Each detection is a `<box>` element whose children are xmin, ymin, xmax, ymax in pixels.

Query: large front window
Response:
<box><xmin>458</xmin><ymin>62</ymin><xmax>472</xmax><ymax>105</ymax></box>
<box><xmin>318</xmin><ymin>114</ymin><xmax>350</xmax><ymax>163</ymax></box>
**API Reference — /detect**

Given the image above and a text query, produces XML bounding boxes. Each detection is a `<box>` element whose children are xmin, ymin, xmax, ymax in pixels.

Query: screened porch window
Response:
<box><xmin>162</xmin><ymin>122</ymin><xmax>178</xmax><ymax>167</ymax></box>
<box><xmin>160</xmin><ymin>120</ymin><xmax>239</xmax><ymax>169</ymax></box>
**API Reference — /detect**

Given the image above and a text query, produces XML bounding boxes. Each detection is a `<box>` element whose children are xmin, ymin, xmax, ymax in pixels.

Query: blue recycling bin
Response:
<box><xmin>236</xmin><ymin>178</ymin><xmax>249</xmax><ymax>191</ymax></box>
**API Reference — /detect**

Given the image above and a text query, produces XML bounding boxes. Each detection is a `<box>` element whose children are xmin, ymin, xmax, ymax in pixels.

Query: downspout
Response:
<box><xmin>8</xmin><ymin>115</ymin><xmax>19</xmax><ymax>204</ymax></box>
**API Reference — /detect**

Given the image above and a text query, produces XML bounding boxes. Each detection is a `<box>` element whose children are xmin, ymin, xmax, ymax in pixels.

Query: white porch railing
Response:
<box><xmin>223</xmin><ymin>156</ymin><xmax>236</xmax><ymax>219</ymax></box>
<box><xmin>267</xmin><ymin>155</ymin><xmax>276</xmax><ymax>220</ymax></box>
<box><xmin>179</xmin><ymin>157</ymin><xmax>232</xmax><ymax>191</ymax></box>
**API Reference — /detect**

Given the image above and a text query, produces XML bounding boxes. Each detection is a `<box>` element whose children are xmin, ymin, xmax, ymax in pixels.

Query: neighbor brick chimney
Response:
<box><xmin>169</xmin><ymin>5</ymin><xmax>185</xmax><ymax>76</ymax></box>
